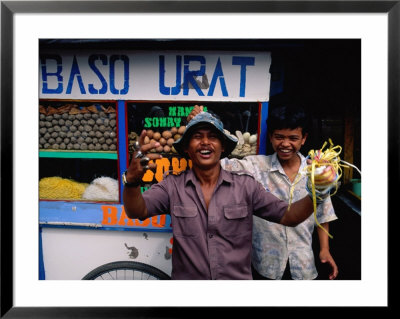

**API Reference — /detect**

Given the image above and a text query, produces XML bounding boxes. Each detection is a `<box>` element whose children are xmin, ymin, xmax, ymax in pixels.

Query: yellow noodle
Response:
<box><xmin>288</xmin><ymin>139</ymin><xmax>360</xmax><ymax>239</ymax></box>
<box><xmin>39</xmin><ymin>176</ymin><xmax>89</xmax><ymax>200</ymax></box>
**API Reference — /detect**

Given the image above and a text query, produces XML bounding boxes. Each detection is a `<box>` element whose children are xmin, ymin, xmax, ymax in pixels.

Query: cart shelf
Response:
<box><xmin>39</xmin><ymin>150</ymin><xmax>118</xmax><ymax>160</ymax></box>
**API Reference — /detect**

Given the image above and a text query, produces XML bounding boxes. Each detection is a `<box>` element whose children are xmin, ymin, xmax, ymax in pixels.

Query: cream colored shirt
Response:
<box><xmin>221</xmin><ymin>153</ymin><xmax>337</xmax><ymax>279</ymax></box>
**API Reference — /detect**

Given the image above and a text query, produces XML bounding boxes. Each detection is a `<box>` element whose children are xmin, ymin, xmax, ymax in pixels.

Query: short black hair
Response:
<box><xmin>267</xmin><ymin>104</ymin><xmax>310</xmax><ymax>136</ymax></box>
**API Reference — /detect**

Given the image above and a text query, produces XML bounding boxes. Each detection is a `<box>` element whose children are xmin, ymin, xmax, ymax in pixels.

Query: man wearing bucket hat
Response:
<box><xmin>188</xmin><ymin>104</ymin><xmax>338</xmax><ymax>281</ymax></box>
<box><xmin>123</xmin><ymin>110</ymin><xmax>335</xmax><ymax>280</ymax></box>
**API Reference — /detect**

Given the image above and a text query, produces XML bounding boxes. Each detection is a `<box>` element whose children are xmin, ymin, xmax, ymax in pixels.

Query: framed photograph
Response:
<box><xmin>1</xmin><ymin>0</ymin><xmax>394</xmax><ymax>317</ymax></box>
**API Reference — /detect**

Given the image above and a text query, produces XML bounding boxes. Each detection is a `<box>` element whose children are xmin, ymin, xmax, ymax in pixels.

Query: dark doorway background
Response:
<box><xmin>265</xmin><ymin>39</ymin><xmax>361</xmax><ymax>280</ymax></box>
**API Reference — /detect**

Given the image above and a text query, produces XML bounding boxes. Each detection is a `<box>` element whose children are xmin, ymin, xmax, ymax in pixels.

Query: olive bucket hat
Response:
<box><xmin>173</xmin><ymin>111</ymin><xmax>238</xmax><ymax>158</ymax></box>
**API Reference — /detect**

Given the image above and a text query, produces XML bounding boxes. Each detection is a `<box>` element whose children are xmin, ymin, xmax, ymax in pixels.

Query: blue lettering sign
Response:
<box><xmin>208</xmin><ymin>57</ymin><xmax>228</xmax><ymax>97</ymax></box>
<box><xmin>232</xmin><ymin>56</ymin><xmax>255</xmax><ymax>97</ymax></box>
<box><xmin>183</xmin><ymin>55</ymin><xmax>205</xmax><ymax>96</ymax></box>
<box><xmin>159</xmin><ymin>55</ymin><xmax>182</xmax><ymax>95</ymax></box>
<box><xmin>88</xmin><ymin>54</ymin><xmax>108</xmax><ymax>94</ymax></box>
<box><xmin>66</xmin><ymin>56</ymin><xmax>86</xmax><ymax>94</ymax></box>
<box><xmin>109</xmin><ymin>55</ymin><xmax>129</xmax><ymax>95</ymax></box>
<box><xmin>40</xmin><ymin>54</ymin><xmax>63</xmax><ymax>94</ymax></box>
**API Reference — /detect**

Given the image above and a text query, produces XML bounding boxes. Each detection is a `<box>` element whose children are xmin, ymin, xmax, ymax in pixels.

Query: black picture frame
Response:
<box><xmin>1</xmin><ymin>1</ymin><xmax>394</xmax><ymax>317</ymax></box>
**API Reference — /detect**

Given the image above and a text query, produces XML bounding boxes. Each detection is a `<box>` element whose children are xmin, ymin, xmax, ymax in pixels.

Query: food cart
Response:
<box><xmin>38</xmin><ymin>40</ymin><xmax>274</xmax><ymax>279</ymax></box>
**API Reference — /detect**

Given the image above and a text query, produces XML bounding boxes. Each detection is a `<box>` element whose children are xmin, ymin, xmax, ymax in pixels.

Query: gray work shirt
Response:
<box><xmin>143</xmin><ymin>167</ymin><xmax>288</xmax><ymax>280</ymax></box>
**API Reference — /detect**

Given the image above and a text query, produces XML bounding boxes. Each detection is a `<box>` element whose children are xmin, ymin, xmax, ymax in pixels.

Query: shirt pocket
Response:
<box><xmin>222</xmin><ymin>204</ymin><xmax>251</xmax><ymax>237</ymax></box>
<box><xmin>172</xmin><ymin>206</ymin><xmax>199</xmax><ymax>238</ymax></box>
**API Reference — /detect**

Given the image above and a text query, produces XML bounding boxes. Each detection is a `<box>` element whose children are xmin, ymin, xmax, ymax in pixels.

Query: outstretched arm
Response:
<box><xmin>123</xmin><ymin>130</ymin><xmax>162</xmax><ymax>220</ymax></box>
<box><xmin>279</xmin><ymin>196</ymin><xmax>314</xmax><ymax>226</ymax></box>
<box><xmin>279</xmin><ymin>166</ymin><xmax>336</xmax><ymax>226</ymax></box>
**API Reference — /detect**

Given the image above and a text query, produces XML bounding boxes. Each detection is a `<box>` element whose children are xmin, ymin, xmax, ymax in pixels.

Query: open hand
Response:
<box><xmin>313</xmin><ymin>165</ymin><xmax>337</xmax><ymax>187</ymax></box>
<box><xmin>306</xmin><ymin>159</ymin><xmax>337</xmax><ymax>188</ymax></box>
<box><xmin>186</xmin><ymin>104</ymin><xmax>204</xmax><ymax>123</ymax></box>
<box><xmin>125</xmin><ymin>130</ymin><xmax>163</xmax><ymax>184</ymax></box>
<box><xmin>320</xmin><ymin>249</ymin><xmax>339</xmax><ymax>280</ymax></box>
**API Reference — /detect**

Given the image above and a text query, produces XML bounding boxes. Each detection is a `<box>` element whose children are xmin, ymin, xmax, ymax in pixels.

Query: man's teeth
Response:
<box><xmin>200</xmin><ymin>150</ymin><xmax>211</xmax><ymax>154</ymax></box>
<box><xmin>280</xmin><ymin>149</ymin><xmax>291</xmax><ymax>153</ymax></box>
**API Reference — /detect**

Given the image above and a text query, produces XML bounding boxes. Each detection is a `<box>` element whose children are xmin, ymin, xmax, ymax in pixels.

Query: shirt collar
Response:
<box><xmin>219</xmin><ymin>167</ymin><xmax>234</xmax><ymax>184</ymax></box>
<box><xmin>271</xmin><ymin>152</ymin><xmax>307</xmax><ymax>173</ymax></box>
<box><xmin>270</xmin><ymin>153</ymin><xmax>281</xmax><ymax>172</ymax></box>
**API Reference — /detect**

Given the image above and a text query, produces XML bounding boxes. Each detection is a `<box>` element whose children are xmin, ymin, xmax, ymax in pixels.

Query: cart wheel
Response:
<box><xmin>82</xmin><ymin>261</ymin><xmax>171</xmax><ymax>280</ymax></box>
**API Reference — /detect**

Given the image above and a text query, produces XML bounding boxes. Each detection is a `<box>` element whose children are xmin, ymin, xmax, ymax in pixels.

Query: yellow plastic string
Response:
<box><xmin>288</xmin><ymin>139</ymin><xmax>354</xmax><ymax>239</ymax></box>
<box><xmin>287</xmin><ymin>171</ymin><xmax>304</xmax><ymax>210</ymax></box>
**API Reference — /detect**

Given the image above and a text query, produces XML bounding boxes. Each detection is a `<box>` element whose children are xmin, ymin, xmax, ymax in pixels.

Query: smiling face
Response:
<box><xmin>184</xmin><ymin>126</ymin><xmax>225</xmax><ymax>169</ymax></box>
<box><xmin>269</xmin><ymin>127</ymin><xmax>307</xmax><ymax>162</ymax></box>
